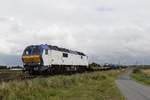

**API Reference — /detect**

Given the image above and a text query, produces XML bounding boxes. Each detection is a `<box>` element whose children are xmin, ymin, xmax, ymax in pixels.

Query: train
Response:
<box><xmin>22</xmin><ymin>44</ymin><xmax>89</xmax><ymax>74</ymax></box>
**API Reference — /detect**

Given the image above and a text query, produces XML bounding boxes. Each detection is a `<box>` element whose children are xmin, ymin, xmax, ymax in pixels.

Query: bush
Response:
<box><xmin>133</xmin><ymin>68</ymin><xmax>141</xmax><ymax>73</ymax></box>
<box><xmin>90</xmin><ymin>62</ymin><xmax>101</xmax><ymax>67</ymax></box>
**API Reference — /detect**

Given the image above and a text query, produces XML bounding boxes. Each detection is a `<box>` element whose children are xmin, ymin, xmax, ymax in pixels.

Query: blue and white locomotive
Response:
<box><xmin>22</xmin><ymin>44</ymin><xmax>89</xmax><ymax>74</ymax></box>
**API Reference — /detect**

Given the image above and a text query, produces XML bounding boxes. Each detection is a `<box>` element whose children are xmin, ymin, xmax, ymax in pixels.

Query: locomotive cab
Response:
<box><xmin>22</xmin><ymin>46</ymin><xmax>41</xmax><ymax>63</ymax></box>
<box><xmin>22</xmin><ymin>45</ymin><xmax>45</xmax><ymax>73</ymax></box>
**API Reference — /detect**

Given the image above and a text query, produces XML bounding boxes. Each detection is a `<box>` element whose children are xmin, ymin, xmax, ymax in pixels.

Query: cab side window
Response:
<box><xmin>45</xmin><ymin>49</ymin><xmax>48</xmax><ymax>55</ymax></box>
<box><xmin>63</xmin><ymin>53</ymin><xmax>68</xmax><ymax>58</ymax></box>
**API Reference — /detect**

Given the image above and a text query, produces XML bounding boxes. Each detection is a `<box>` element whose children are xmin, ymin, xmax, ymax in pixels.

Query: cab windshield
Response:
<box><xmin>23</xmin><ymin>46</ymin><xmax>41</xmax><ymax>56</ymax></box>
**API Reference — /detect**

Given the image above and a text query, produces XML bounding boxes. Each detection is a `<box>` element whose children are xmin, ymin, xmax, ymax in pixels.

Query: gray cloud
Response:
<box><xmin>0</xmin><ymin>0</ymin><xmax>150</xmax><ymax>65</ymax></box>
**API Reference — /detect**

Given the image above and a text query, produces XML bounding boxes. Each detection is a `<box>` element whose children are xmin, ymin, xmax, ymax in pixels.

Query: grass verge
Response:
<box><xmin>130</xmin><ymin>68</ymin><xmax>150</xmax><ymax>86</ymax></box>
<box><xmin>0</xmin><ymin>70</ymin><xmax>126</xmax><ymax>100</ymax></box>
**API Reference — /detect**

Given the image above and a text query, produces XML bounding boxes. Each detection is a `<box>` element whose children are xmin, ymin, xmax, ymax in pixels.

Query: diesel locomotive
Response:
<box><xmin>22</xmin><ymin>44</ymin><xmax>89</xmax><ymax>74</ymax></box>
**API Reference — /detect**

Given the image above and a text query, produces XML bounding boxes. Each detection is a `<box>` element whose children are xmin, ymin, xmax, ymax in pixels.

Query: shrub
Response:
<box><xmin>133</xmin><ymin>68</ymin><xmax>141</xmax><ymax>73</ymax></box>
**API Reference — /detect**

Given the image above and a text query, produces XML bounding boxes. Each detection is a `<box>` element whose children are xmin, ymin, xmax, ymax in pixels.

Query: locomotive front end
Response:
<box><xmin>22</xmin><ymin>45</ymin><xmax>43</xmax><ymax>73</ymax></box>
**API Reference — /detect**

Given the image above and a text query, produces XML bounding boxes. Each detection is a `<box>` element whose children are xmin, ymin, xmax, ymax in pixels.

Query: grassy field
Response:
<box><xmin>0</xmin><ymin>70</ymin><xmax>126</xmax><ymax>100</ymax></box>
<box><xmin>131</xmin><ymin>68</ymin><xmax>150</xmax><ymax>86</ymax></box>
<box><xmin>141</xmin><ymin>69</ymin><xmax>150</xmax><ymax>75</ymax></box>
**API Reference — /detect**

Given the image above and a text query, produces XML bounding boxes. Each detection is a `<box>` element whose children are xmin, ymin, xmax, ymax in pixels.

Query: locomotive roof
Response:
<box><xmin>39</xmin><ymin>44</ymin><xmax>86</xmax><ymax>56</ymax></box>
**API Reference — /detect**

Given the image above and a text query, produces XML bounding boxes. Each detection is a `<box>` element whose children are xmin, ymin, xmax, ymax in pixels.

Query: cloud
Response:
<box><xmin>0</xmin><ymin>0</ymin><xmax>150</xmax><ymax>65</ymax></box>
<box><xmin>96</xmin><ymin>7</ymin><xmax>113</xmax><ymax>12</ymax></box>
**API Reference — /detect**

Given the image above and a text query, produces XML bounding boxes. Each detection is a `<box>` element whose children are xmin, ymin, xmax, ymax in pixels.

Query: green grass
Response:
<box><xmin>131</xmin><ymin>68</ymin><xmax>150</xmax><ymax>86</ymax></box>
<box><xmin>0</xmin><ymin>70</ymin><xmax>126</xmax><ymax>100</ymax></box>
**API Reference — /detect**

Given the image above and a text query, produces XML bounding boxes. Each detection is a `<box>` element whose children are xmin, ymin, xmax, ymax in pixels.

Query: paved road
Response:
<box><xmin>115</xmin><ymin>70</ymin><xmax>150</xmax><ymax>100</ymax></box>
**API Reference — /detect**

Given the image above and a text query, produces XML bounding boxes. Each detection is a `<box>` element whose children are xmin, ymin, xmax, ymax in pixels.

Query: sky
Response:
<box><xmin>0</xmin><ymin>0</ymin><xmax>150</xmax><ymax>66</ymax></box>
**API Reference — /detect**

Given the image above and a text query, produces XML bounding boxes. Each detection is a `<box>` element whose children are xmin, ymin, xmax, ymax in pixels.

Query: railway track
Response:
<box><xmin>0</xmin><ymin>67</ymin><xmax>126</xmax><ymax>83</ymax></box>
<box><xmin>0</xmin><ymin>69</ymin><xmax>37</xmax><ymax>83</ymax></box>
<box><xmin>0</xmin><ymin>74</ymin><xmax>36</xmax><ymax>83</ymax></box>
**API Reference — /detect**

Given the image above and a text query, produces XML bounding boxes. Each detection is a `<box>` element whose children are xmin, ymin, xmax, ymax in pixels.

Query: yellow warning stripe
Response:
<box><xmin>22</xmin><ymin>55</ymin><xmax>41</xmax><ymax>63</ymax></box>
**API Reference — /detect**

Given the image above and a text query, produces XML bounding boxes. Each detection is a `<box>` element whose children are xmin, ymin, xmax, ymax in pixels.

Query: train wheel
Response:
<box><xmin>28</xmin><ymin>70</ymin><xmax>33</xmax><ymax>75</ymax></box>
<box><xmin>48</xmin><ymin>67</ymin><xmax>55</xmax><ymax>75</ymax></box>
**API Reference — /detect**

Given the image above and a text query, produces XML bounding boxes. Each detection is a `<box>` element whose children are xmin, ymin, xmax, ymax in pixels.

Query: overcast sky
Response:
<box><xmin>0</xmin><ymin>0</ymin><xmax>150</xmax><ymax>66</ymax></box>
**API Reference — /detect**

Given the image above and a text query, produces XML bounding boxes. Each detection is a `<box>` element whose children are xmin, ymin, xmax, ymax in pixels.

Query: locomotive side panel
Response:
<box><xmin>42</xmin><ymin>49</ymin><xmax>51</xmax><ymax>66</ymax></box>
<box><xmin>42</xmin><ymin>49</ymin><xmax>88</xmax><ymax>67</ymax></box>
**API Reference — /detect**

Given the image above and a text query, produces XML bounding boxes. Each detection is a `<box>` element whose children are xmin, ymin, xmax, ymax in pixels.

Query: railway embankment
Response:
<box><xmin>0</xmin><ymin>69</ymin><xmax>126</xmax><ymax>100</ymax></box>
